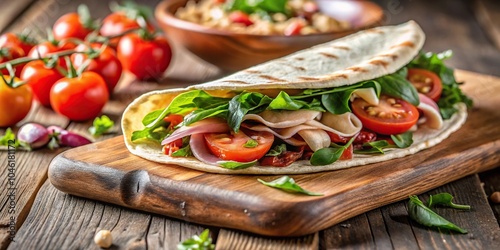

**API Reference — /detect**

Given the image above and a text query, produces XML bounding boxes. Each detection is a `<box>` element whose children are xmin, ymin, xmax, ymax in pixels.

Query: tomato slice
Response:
<box><xmin>163</xmin><ymin>138</ymin><xmax>183</xmax><ymax>156</ymax></box>
<box><xmin>164</xmin><ymin>114</ymin><xmax>184</xmax><ymax>129</ymax></box>
<box><xmin>407</xmin><ymin>68</ymin><xmax>443</xmax><ymax>102</ymax></box>
<box><xmin>204</xmin><ymin>129</ymin><xmax>274</xmax><ymax>162</ymax></box>
<box><xmin>260</xmin><ymin>146</ymin><xmax>304</xmax><ymax>167</ymax></box>
<box><xmin>351</xmin><ymin>95</ymin><xmax>419</xmax><ymax>135</ymax></box>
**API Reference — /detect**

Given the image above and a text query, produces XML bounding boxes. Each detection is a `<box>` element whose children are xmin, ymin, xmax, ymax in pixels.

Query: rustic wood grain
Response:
<box><xmin>215</xmin><ymin>230</ymin><xmax>318</xmax><ymax>250</ymax></box>
<box><xmin>46</xmin><ymin>70</ymin><xmax>500</xmax><ymax>237</ymax></box>
<box><xmin>320</xmin><ymin>175</ymin><xmax>500</xmax><ymax>249</ymax></box>
<box><xmin>480</xmin><ymin>167</ymin><xmax>500</xmax><ymax>225</ymax></box>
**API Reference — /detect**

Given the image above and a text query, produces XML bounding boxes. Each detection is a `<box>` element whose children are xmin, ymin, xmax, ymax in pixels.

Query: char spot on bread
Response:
<box><xmin>390</xmin><ymin>41</ymin><xmax>415</xmax><ymax>49</ymax></box>
<box><xmin>225</xmin><ymin>80</ymin><xmax>249</xmax><ymax>84</ymax></box>
<box><xmin>369</xmin><ymin>60</ymin><xmax>389</xmax><ymax>67</ymax></box>
<box><xmin>298</xmin><ymin>76</ymin><xmax>320</xmax><ymax>81</ymax></box>
<box><xmin>259</xmin><ymin>75</ymin><xmax>286</xmax><ymax>82</ymax></box>
<box><xmin>346</xmin><ymin>66</ymin><xmax>369</xmax><ymax>73</ymax></box>
<box><xmin>379</xmin><ymin>54</ymin><xmax>399</xmax><ymax>60</ymax></box>
<box><xmin>320</xmin><ymin>52</ymin><xmax>339</xmax><ymax>59</ymax></box>
<box><xmin>331</xmin><ymin>46</ymin><xmax>351</xmax><ymax>50</ymax></box>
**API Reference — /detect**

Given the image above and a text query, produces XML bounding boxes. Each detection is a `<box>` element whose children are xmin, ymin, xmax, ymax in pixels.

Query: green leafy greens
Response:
<box><xmin>310</xmin><ymin>137</ymin><xmax>355</xmax><ymax>166</ymax></box>
<box><xmin>89</xmin><ymin>115</ymin><xmax>114</xmax><ymax>137</ymax></box>
<box><xmin>258</xmin><ymin>176</ymin><xmax>323</xmax><ymax>196</ymax></box>
<box><xmin>228</xmin><ymin>0</ymin><xmax>289</xmax><ymax>15</ymax></box>
<box><xmin>408</xmin><ymin>194</ymin><xmax>469</xmax><ymax>234</ymax></box>
<box><xmin>177</xmin><ymin>229</ymin><xmax>215</xmax><ymax>250</ymax></box>
<box><xmin>407</xmin><ymin>50</ymin><xmax>473</xmax><ymax>118</ymax></box>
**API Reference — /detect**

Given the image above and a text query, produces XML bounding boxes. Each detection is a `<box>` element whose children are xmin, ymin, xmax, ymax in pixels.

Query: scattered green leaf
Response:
<box><xmin>408</xmin><ymin>195</ymin><xmax>468</xmax><ymax>234</ymax></box>
<box><xmin>177</xmin><ymin>229</ymin><xmax>215</xmax><ymax>250</ymax></box>
<box><xmin>89</xmin><ymin>115</ymin><xmax>114</xmax><ymax>137</ymax></box>
<box><xmin>258</xmin><ymin>176</ymin><xmax>323</xmax><ymax>196</ymax></box>
<box><xmin>428</xmin><ymin>193</ymin><xmax>471</xmax><ymax>210</ymax></box>
<box><xmin>310</xmin><ymin>137</ymin><xmax>355</xmax><ymax>165</ymax></box>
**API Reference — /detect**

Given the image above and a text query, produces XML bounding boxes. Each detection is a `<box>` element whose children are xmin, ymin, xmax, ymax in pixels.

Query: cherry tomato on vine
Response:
<box><xmin>407</xmin><ymin>68</ymin><xmax>443</xmax><ymax>102</ymax></box>
<box><xmin>71</xmin><ymin>43</ymin><xmax>122</xmax><ymax>94</ymax></box>
<box><xmin>0</xmin><ymin>76</ymin><xmax>33</xmax><ymax>127</ymax></box>
<box><xmin>117</xmin><ymin>32</ymin><xmax>171</xmax><ymax>80</ymax></box>
<box><xmin>351</xmin><ymin>95</ymin><xmax>419</xmax><ymax>135</ymax></box>
<box><xmin>100</xmin><ymin>12</ymin><xmax>154</xmax><ymax>46</ymax></box>
<box><xmin>50</xmin><ymin>72</ymin><xmax>109</xmax><ymax>121</ymax></box>
<box><xmin>0</xmin><ymin>45</ymin><xmax>25</xmax><ymax>78</ymax></box>
<box><xmin>52</xmin><ymin>5</ymin><xmax>96</xmax><ymax>40</ymax></box>
<box><xmin>204</xmin><ymin>129</ymin><xmax>274</xmax><ymax>162</ymax></box>
<box><xmin>20</xmin><ymin>60</ymin><xmax>63</xmax><ymax>107</ymax></box>
<box><xmin>28</xmin><ymin>40</ymin><xmax>76</xmax><ymax>68</ymax></box>
<box><xmin>0</xmin><ymin>32</ymin><xmax>36</xmax><ymax>55</ymax></box>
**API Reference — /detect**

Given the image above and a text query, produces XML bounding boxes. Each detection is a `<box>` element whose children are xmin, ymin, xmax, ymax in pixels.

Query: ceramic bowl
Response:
<box><xmin>155</xmin><ymin>0</ymin><xmax>384</xmax><ymax>72</ymax></box>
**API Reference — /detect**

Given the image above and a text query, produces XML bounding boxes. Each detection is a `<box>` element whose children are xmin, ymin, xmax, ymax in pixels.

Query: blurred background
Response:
<box><xmin>1</xmin><ymin>0</ymin><xmax>498</xmax><ymax>76</ymax></box>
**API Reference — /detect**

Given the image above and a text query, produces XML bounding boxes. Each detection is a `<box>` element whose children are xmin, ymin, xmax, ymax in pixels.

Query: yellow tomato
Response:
<box><xmin>0</xmin><ymin>76</ymin><xmax>33</xmax><ymax>127</ymax></box>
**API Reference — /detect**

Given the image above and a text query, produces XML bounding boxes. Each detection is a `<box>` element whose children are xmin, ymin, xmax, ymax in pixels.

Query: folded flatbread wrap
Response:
<box><xmin>122</xmin><ymin>21</ymin><xmax>468</xmax><ymax>174</ymax></box>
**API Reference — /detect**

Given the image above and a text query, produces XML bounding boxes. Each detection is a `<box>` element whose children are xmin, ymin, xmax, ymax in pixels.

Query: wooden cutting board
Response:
<box><xmin>48</xmin><ymin>70</ymin><xmax>500</xmax><ymax>237</ymax></box>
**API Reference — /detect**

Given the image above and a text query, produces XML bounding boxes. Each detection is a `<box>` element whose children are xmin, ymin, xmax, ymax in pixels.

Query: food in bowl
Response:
<box><xmin>175</xmin><ymin>0</ymin><xmax>351</xmax><ymax>35</ymax></box>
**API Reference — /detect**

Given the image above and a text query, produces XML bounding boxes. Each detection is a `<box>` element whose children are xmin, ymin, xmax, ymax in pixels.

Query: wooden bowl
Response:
<box><xmin>155</xmin><ymin>0</ymin><xmax>384</xmax><ymax>72</ymax></box>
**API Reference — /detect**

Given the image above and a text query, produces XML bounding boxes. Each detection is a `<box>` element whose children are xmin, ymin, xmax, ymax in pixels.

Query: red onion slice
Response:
<box><xmin>17</xmin><ymin>123</ymin><xmax>49</xmax><ymax>149</ymax></box>
<box><xmin>161</xmin><ymin>118</ymin><xmax>229</xmax><ymax>146</ymax></box>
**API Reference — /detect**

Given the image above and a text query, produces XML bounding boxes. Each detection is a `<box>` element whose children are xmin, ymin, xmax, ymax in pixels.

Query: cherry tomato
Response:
<box><xmin>0</xmin><ymin>33</ymin><xmax>36</xmax><ymax>55</ymax></box>
<box><xmin>28</xmin><ymin>40</ymin><xmax>76</xmax><ymax>69</ymax></box>
<box><xmin>351</xmin><ymin>95</ymin><xmax>419</xmax><ymax>135</ymax></box>
<box><xmin>117</xmin><ymin>33</ymin><xmax>172</xmax><ymax>80</ymax></box>
<box><xmin>20</xmin><ymin>60</ymin><xmax>63</xmax><ymax>107</ymax></box>
<box><xmin>163</xmin><ymin>138</ymin><xmax>183</xmax><ymax>156</ymax></box>
<box><xmin>284</xmin><ymin>21</ymin><xmax>304</xmax><ymax>36</ymax></box>
<box><xmin>50</xmin><ymin>72</ymin><xmax>109</xmax><ymax>121</ymax></box>
<box><xmin>0</xmin><ymin>76</ymin><xmax>33</xmax><ymax>127</ymax></box>
<box><xmin>407</xmin><ymin>68</ymin><xmax>443</xmax><ymax>102</ymax></box>
<box><xmin>100</xmin><ymin>12</ymin><xmax>154</xmax><ymax>46</ymax></box>
<box><xmin>53</xmin><ymin>13</ymin><xmax>93</xmax><ymax>40</ymax></box>
<box><xmin>229</xmin><ymin>11</ymin><xmax>253</xmax><ymax>26</ymax></box>
<box><xmin>204</xmin><ymin>129</ymin><xmax>274</xmax><ymax>162</ymax></box>
<box><xmin>71</xmin><ymin>43</ymin><xmax>122</xmax><ymax>94</ymax></box>
<box><xmin>0</xmin><ymin>45</ymin><xmax>25</xmax><ymax>78</ymax></box>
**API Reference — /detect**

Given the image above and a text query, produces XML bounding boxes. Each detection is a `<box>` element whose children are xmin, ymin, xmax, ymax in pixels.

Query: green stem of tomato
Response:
<box><xmin>0</xmin><ymin>49</ymin><xmax>85</xmax><ymax>69</ymax></box>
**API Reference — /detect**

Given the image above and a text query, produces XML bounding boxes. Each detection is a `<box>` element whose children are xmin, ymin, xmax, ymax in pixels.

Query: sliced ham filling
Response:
<box><xmin>417</xmin><ymin>93</ymin><xmax>443</xmax><ymax>129</ymax></box>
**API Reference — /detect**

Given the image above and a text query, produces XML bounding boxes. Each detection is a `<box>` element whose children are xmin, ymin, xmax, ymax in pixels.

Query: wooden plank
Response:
<box><xmin>6</xmin><ymin>180</ymin><xmax>211</xmax><ymax>249</ymax></box>
<box><xmin>46</xmin><ymin>70</ymin><xmax>500</xmax><ymax>237</ymax></box>
<box><xmin>474</xmin><ymin>0</ymin><xmax>500</xmax><ymax>50</ymax></box>
<box><xmin>0</xmin><ymin>0</ymin><xmax>36</xmax><ymax>32</ymax></box>
<box><xmin>215</xmin><ymin>230</ymin><xmax>318</xmax><ymax>250</ymax></box>
<box><xmin>479</xmin><ymin>167</ymin><xmax>500</xmax><ymax>225</ymax></box>
<box><xmin>321</xmin><ymin>175</ymin><xmax>500</xmax><ymax>249</ymax></box>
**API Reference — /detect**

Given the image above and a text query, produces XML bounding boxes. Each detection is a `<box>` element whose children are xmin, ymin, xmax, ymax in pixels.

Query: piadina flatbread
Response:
<box><xmin>122</xmin><ymin>21</ymin><xmax>468</xmax><ymax>174</ymax></box>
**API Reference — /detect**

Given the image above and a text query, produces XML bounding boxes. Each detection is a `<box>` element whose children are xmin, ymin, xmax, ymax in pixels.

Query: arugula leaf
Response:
<box><xmin>243</xmin><ymin>139</ymin><xmax>258</xmax><ymax>148</ymax></box>
<box><xmin>354</xmin><ymin>140</ymin><xmax>391</xmax><ymax>154</ymax></box>
<box><xmin>391</xmin><ymin>132</ymin><xmax>413</xmax><ymax>148</ymax></box>
<box><xmin>183</xmin><ymin>104</ymin><xmax>229</xmax><ymax>126</ymax></box>
<box><xmin>228</xmin><ymin>0</ymin><xmax>288</xmax><ymax>15</ymax></box>
<box><xmin>258</xmin><ymin>176</ymin><xmax>323</xmax><ymax>196</ymax></box>
<box><xmin>310</xmin><ymin>137</ymin><xmax>355</xmax><ymax>166</ymax></box>
<box><xmin>268</xmin><ymin>91</ymin><xmax>324</xmax><ymax>111</ymax></box>
<box><xmin>427</xmin><ymin>193</ymin><xmax>471</xmax><ymax>210</ymax></box>
<box><xmin>377</xmin><ymin>73</ymin><xmax>420</xmax><ymax>106</ymax></box>
<box><xmin>177</xmin><ymin>229</ymin><xmax>215</xmax><ymax>250</ymax></box>
<box><xmin>266</xmin><ymin>143</ymin><xmax>287</xmax><ymax>156</ymax></box>
<box><xmin>218</xmin><ymin>160</ymin><xmax>257</xmax><ymax>169</ymax></box>
<box><xmin>408</xmin><ymin>195</ymin><xmax>467</xmax><ymax>234</ymax></box>
<box><xmin>408</xmin><ymin>50</ymin><xmax>473</xmax><ymax>119</ymax></box>
<box><xmin>89</xmin><ymin>115</ymin><xmax>114</xmax><ymax>137</ymax></box>
<box><xmin>227</xmin><ymin>92</ymin><xmax>272</xmax><ymax>132</ymax></box>
<box><xmin>171</xmin><ymin>145</ymin><xmax>192</xmax><ymax>157</ymax></box>
<box><xmin>132</xmin><ymin>90</ymin><xmax>213</xmax><ymax>142</ymax></box>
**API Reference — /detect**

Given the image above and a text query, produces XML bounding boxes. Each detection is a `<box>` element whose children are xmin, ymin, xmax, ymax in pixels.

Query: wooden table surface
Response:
<box><xmin>1</xmin><ymin>0</ymin><xmax>499</xmax><ymax>249</ymax></box>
